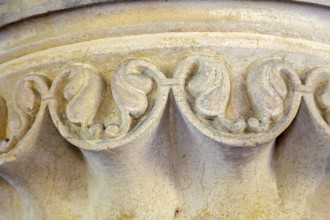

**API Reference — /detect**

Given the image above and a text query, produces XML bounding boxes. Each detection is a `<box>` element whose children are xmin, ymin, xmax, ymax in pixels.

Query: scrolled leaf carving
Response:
<box><xmin>246</xmin><ymin>60</ymin><xmax>294</xmax><ymax>132</ymax></box>
<box><xmin>108</xmin><ymin>59</ymin><xmax>158</xmax><ymax>138</ymax></box>
<box><xmin>176</xmin><ymin>56</ymin><xmax>300</xmax><ymax>136</ymax></box>
<box><xmin>48</xmin><ymin>60</ymin><xmax>162</xmax><ymax>145</ymax></box>
<box><xmin>62</xmin><ymin>64</ymin><xmax>105</xmax><ymax>140</ymax></box>
<box><xmin>177</xmin><ymin>55</ymin><xmax>246</xmax><ymax>133</ymax></box>
<box><xmin>186</xmin><ymin>56</ymin><xmax>230</xmax><ymax>118</ymax></box>
<box><xmin>0</xmin><ymin>74</ymin><xmax>49</xmax><ymax>154</ymax></box>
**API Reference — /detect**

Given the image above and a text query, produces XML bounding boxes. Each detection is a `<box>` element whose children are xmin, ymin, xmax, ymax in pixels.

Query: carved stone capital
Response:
<box><xmin>0</xmin><ymin>1</ymin><xmax>329</xmax><ymax>219</ymax></box>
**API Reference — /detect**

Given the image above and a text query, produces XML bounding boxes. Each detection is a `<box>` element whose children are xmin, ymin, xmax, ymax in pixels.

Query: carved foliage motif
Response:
<box><xmin>1</xmin><ymin>55</ymin><xmax>329</xmax><ymax>153</ymax></box>
<box><xmin>48</xmin><ymin>59</ymin><xmax>160</xmax><ymax>146</ymax></box>
<box><xmin>174</xmin><ymin>55</ymin><xmax>246</xmax><ymax>134</ymax></box>
<box><xmin>109</xmin><ymin>59</ymin><xmax>159</xmax><ymax>138</ymax></box>
<box><xmin>176</xmin><ymin>56</ymin><xmax>299</xmax><ymax>135</ymax></box>
<box><xmin>61</xmin><ymin>64</ymin><xmax>105</xmax><ymax>141</ymax></box>
<box><xmin>245</xmin><ymin>60</ymin><xmax>296</xmax><ymax>132</ymax></box>
<box><xmin>0</xmin><ymin>75</ymin><xmax>49</xmax><ymax>154</ymax></box>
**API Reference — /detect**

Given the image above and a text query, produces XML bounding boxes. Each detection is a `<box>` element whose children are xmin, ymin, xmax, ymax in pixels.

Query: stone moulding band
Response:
<box><xmin>0</xmin><ymin>51</ymin><xmax>329</xmax><ymax>154</ymax></box>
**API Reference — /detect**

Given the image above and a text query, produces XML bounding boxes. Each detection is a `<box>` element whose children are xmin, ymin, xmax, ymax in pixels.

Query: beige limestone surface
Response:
<box><xmin>0</xmin><ymin>1</ymin><xmax>329</xmax><ymax>219</ymax></box>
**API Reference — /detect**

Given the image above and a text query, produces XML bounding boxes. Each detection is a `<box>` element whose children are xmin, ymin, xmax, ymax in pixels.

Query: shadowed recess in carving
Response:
<box><xmin>0</xmin><ymin>75</ymin><xmax>49</xmax><ymax>154</ymax></box>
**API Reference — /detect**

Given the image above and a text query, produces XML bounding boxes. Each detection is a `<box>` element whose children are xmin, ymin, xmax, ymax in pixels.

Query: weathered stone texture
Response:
<box><xmin>0</xmin><ymin>1</ymin><xmax>329</xmax><ymax>219</ymax></box>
